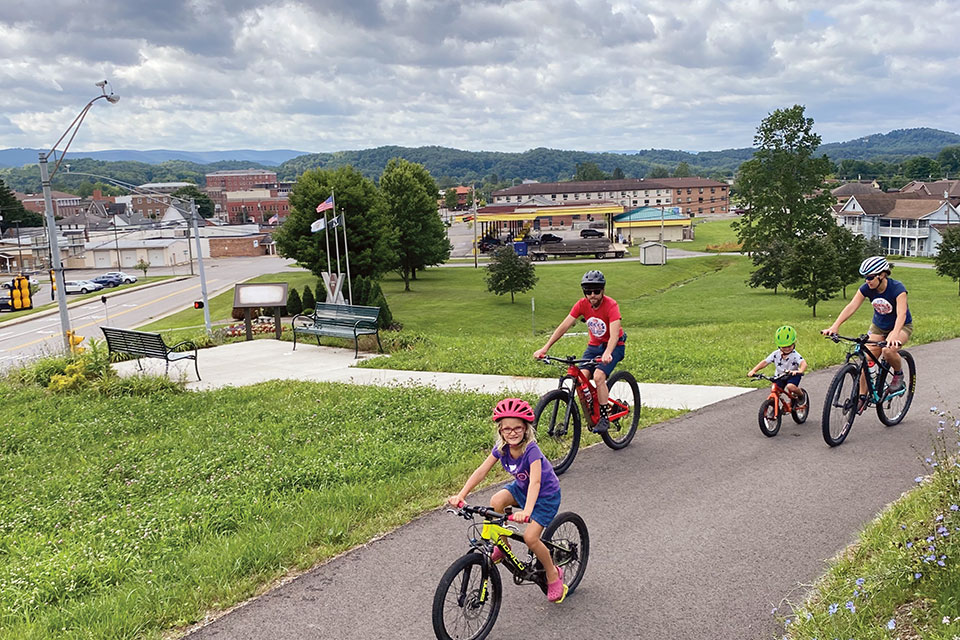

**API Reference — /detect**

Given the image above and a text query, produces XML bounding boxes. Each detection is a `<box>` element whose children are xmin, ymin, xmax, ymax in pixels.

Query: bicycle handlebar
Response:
<box><xmin>749</xmin><ymin>372</ymin><xmax>788</xmax><ymax>384</ymax></box>
<box><xmin>538</xmin><ymin>355</ymin><xmax>600</xmax><ymax>366</ymax></box>
<box><xmin>823</xmin><ymin>333</ymin><xmax>888</xmax><ymax>348</ymax></box>
<box><xmin>447</xmin><ymin>502</ymin><xmax>529</xmax><ymax>523</ymax></box>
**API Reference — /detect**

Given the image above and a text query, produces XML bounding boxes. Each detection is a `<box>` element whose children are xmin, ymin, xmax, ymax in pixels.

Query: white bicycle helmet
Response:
<box><xmin>859</xmin><ymin>256</ymin><xmax>890</xmax><ymax>277</ymax></box>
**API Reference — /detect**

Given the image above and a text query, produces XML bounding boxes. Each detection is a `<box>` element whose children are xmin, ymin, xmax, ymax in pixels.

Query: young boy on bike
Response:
<box><xmin>533</xmin><ymin>270</ymin><xmax>625</xmax><ymax>433</ymax></box>
<box><xmin>747</xmin><ymin>325</ymin><xmax>808</xmax><ymax>402</ymax></box>
<box><xmin>821</xmin><ymin>256</ymin><xmax>913</xmax><ymax>411</ymax></box>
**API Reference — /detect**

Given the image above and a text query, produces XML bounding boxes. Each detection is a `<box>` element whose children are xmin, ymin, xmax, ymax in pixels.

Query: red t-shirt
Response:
<box><xmin>570</xmin><ymin>296</ymin><xmax>624</xmax><ymax>346</ymax></box>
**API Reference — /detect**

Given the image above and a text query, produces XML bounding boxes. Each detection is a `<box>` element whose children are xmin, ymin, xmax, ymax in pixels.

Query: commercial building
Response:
<box><xmin>491</xmin><ymin>177</ymin><xmax>729</xmax><ymax>216</ymax></box>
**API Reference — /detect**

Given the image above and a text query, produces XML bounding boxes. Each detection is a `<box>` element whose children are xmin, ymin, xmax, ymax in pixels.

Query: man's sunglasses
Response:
<box><xmin>582</xmin><ymin>287</ymin><xmax>603</xmax><ymax>295</ymax></box>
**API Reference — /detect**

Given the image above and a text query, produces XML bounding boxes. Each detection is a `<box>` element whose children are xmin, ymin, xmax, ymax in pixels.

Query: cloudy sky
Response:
<box><xmin>1</xmin><ymin>0</ymin><xmax>958</xmax><ymax>154</ymax></box>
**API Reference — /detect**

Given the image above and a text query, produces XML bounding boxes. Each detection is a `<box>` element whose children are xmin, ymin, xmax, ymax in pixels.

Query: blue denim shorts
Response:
<box><xmin>505</xmin><ymin>482</ymin><xmax>561</xmax><ymax>528</ymax></box>
<box><xmin>582</xmin><ymin>336</ymin><xmax>626</xmax><ymax>378</ymax></box>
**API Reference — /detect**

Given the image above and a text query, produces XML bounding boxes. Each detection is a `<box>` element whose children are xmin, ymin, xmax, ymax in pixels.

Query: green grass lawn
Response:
<box><xmin>0</xmin><ymin>377</ymin><xmax>679</xmax><ymax>638</ymax></box>
<box><xmin>360</xmin><ymin>256</ymin><xmax>960</xmax><ymax>386</ymax></box>
<box><xmin>665</xmin><ymin>216</ymin><xmax>740</xmax><ymax>252</ymax></box>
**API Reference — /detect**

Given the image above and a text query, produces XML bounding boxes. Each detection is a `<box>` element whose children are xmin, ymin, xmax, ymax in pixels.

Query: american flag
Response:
<box><xmin>316</xmin><ymin>196</ymin><xmax>334</xmax><ymax>213</ymax></box>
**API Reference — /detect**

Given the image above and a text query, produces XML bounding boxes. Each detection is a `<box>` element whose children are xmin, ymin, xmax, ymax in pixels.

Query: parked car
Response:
<box><xmin>103</xmin><ymin>271</ymin><xmax>138</xmax><ymax>284</ymax></box>
<box><xmin>64</xmin><ymin>280</ymin><xmax>104</xmax><ymax>295</ymax></box>
<box><xmin>538</xmin><ymin>233</ymin><xmax>564</xmax><ymax>244</ymax></box>
<box><xmin>1</xmin><ymin>275</ymin><xmax>39</xmax><ymax>289</ymax></box>
<box><xmin>579</xmin><ymin>228</ymin><xmax>605</xmax><ymax>238</ymax></box>
<box><xmin>90</xmin><ymin>275</ymin><xmax>123</xmax><ymax>288</ymax></box>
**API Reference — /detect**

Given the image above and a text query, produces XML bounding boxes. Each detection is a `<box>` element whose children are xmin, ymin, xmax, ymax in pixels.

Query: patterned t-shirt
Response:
<box><xmin>764</xmin><ymin>349</ymin><xmax>805</xmax><ymax>378</ymax></box>
<box><xmin>491</xmin><ymin>442</ymin><xmax>561</xmax><ymax>498</ymax></box>
<box><xmin>570</xmin><ymin>296</ymin><xmax>625</xmax><ymax>346</ymax></box>
<box><xmin>858</xmin><ymin>278</ymin><xmax>912</xmax><ymax>331</ymax></box>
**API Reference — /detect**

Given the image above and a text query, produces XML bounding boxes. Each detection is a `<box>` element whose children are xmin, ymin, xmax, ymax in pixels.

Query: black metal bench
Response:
<box><xmin>100</xmin><ymin>326</ymin><xmax>200</xmax><ymax>380</ymax></box>
<box><xmin>292</xmin><ymin>302</ymin><xmax>383</xmax><ymax>358</ymax></box>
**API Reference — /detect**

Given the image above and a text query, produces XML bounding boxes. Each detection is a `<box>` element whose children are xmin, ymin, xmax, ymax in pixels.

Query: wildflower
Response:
<box><xmin>916</xmin><ymin>476</ymin><xmax>925</xmax><ymax>483</ymax></box>
<box><xmin>927</xmin><ymin>457</ymin><xmax>933</xmax><ymax>463</ymax></box>
<box><xmin>829</xmin><ymin>603</ymin><xmax>838</xmax><ymax>615</ymax></box>
<box><xmin>937</xmin><ymin>514</ymin><xmax>944</xmax><ymax>522</ymax></box>
<box><xmin>901</xmin><ymin>524</ymin><xmax>908</xmax><ymax>529</ymax></box>
<box><xmin>855</xmin><ymin>577</ymin><xmax>865</xmax><ymax>587</ymax></box>
<box><xmin>845</xmin><ymin>601</ymin><xmax>856</xmax><ymax>613</ymax></box>
<box><xmin>951</xmin><ymin>505</ymin><xmax>959</xmax><ymax>511</ymax></box>
<box><xmin>888</xmin><ymin>619</ymin><xmax>896</xmax><ymax>630</ymax></box>
<box><xmin>945</xmin><ymin>616</ymin><xmax>952</xmax><ymax>624</ymax></box>
<box><xmin>915</xmin><ymin>572</ymin><xmax>922</xmax><ymax>579</ymax></box>
<box><xmin>906</xmin><ymin>542</ymin><xmax>913</xmax><ymax>548</ymax></box>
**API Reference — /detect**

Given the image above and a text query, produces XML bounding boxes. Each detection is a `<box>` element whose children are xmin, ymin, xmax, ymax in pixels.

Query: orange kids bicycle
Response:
<box><xmin>534</xmin><ymin>355</ymin><xmax>641</xmax><ymax>474</ymax></box>
<box><xmin>750</xmin><ymin>372</ymin><xmax>810</xmax><ymax>437</ymax></box>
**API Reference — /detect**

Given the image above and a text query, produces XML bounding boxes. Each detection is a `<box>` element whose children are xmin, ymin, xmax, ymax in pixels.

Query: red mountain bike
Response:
<box><xmin>749</xmin><ymin>372</ymin><xmax>810</xmax><ymax>437</ymax></box>
<box><xmin>534</xmin><ymin>355</ymin><xmax>641</xmax><ymax>475</ymax></box>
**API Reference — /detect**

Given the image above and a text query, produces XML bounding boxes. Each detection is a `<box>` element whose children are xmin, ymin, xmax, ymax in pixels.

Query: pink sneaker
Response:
<box><xmin>491</xmin><ymin>545</ymin><xmax>506</xmax><ymax>564</ymax></box>
<box><xmin>547</xmin><ymin>566</ymin><xmax>568</xmax><ymax>603</ymax></box>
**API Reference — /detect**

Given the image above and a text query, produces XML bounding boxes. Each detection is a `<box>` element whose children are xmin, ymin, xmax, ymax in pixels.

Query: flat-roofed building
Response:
<box><xmin>492</xmin><ymin>177</ymin><xmax>729</xmax><ymax>216</ymax></box>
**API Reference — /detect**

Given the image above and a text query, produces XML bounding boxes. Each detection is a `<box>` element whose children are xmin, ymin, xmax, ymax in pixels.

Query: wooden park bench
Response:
<box><xmin>100</xmin><ymin>326</ymin><xmax>201</xmax><ymax>380</ymax></box>
<box><xmin>292</xmin><ymin>302</ymin><xmax>383</xmax><ymax>358</ymax></box>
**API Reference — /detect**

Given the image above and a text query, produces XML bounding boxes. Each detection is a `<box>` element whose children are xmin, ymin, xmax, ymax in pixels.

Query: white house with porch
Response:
<box><xmin>836</xmin><ymin>194</ymin><xmax>960</xmax><ymax>257</ymax></box>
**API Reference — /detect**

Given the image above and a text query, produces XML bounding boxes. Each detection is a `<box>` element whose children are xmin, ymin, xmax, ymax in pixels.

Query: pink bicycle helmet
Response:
<box><xmin>492</xmin><ymin>398</ymin><xmax>535</xmax><ymax>422</ymax></box>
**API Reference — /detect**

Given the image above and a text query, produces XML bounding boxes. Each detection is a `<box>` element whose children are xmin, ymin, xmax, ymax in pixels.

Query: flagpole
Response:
<box><xmin>341</xmin><ymin>206</ymin><xmax>353</xmax><ymax>305</ymax></box>
<box><xmin>324</xmin><ymin>190</ymin><xmax>334</xmax><ymax>278</ymax></box>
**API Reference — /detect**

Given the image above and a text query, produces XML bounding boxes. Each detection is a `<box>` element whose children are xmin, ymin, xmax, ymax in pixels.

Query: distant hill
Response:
<box><xmin>2</xmin><ymin>128</ymin><xmax>958</xmax><ymax>192</ymax></box>
<box><xmin>0</xmin><ymin>148</ymin><xmax>308</xmax><ymax>169</ymax></box>
<box><xmin>819</xmin><ymin>128</ymin><xmax>960</xmax><ymax>161</ymax></box>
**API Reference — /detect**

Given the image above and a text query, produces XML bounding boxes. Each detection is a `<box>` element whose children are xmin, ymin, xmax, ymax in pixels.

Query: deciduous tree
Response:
<box><xmin>574</xmin><ymin>162</ymin><xmax>607</xmax><ymax>181</ymax></box>
<box><xmin>485</xmin><ymin>245</ymin><xmax>538</xmax><ymax>303</ymax></box>
<box><xmin>171</xmin><ymin>185</ymin><xmax>215</xmax><ymax>218</ymax></box>
<box><xmin>672</xmin><ymin>161</ymin><xmax>692</xmax><ymax>178</ymax></box>
<box><xmin>274</xmin><ymin>166</ymin><xmax>397</xmax><ymax>281</ymax></box>
<box><xmin>380</xmin><ymin>158</ymin><xmax>450</xmax><ymax>291</ymax></box>
<box><xmin>935</xmin><ymin>226</ymin><xmax>960</xmax><ymax>295</ymax></box>
<box><xmin>444</xmin><ymin>188</ymin><xmax>458</xmax><ymax>210</ymax></box>
<box><xmin>782</xmin><ymin>234</ymin><xmax>842</xmax><ymax>316</ymax></box>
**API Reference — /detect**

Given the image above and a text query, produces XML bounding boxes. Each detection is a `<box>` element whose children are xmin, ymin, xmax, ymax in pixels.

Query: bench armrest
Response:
<box><xmin>168</xmin><ymin>340</ymin><xmax>198</xmax><ymax>353</ymax></box>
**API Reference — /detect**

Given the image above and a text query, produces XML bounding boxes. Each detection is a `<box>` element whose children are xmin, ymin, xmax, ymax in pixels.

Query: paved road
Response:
<box><xmin>187</xmin><ymin>339</ymin><xmax>956</xmax><ymax>640</ymax></box>
<box><xmin>0</xmin><ymin>256</ymin><xmax>298</xmax><ymax>367</ymax></box>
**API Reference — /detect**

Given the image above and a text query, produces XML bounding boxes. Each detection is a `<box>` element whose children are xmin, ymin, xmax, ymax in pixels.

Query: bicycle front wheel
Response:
<box><xmin>758</xmin><ymin>398</ymin><xmax>781</xmax><ymax>437</ymax></box>
<box><xmin>822</xmin><ymin>363</ymin><xmax>860</xmax><ymax>446</ymax></box>
<box><xmin>432</xmin><ymin>553</ymin><xmax>502</xmax><ymax>640</ymax></box>
<box><xmin>877</xmin><ymin>350</ymin><xmax>916</xmax><ymax>426</ymax></box>
<box><xmin>601</xmin><ymin>370</ymin><xmax>641</xmax><ymax>450</ymax></box>
<box><xmin>540</xmin><ymin>512</ymin><xmax>589</xmax><ymax>597</ymax></box>
<box><xmin>534</xmin><ymin>389</ymin><xmax>581</xmax><ymax>475</ymax></box>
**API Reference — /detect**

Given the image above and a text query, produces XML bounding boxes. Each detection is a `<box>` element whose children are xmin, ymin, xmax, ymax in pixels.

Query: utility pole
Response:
<box><xmin>39</xmin><ymin>153</ymin><xmax>72</xmax><ymax>350</ymax></box>
<box><xmin>190</xmin><ymin>200</ymin><xmax>211</xmax><ymax>333</ymax></box>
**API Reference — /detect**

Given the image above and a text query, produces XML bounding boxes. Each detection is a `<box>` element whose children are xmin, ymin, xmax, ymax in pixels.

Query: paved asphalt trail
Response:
<box><xmin>188</xmin><ymin>339</ymin><xmax>958</xmax><ymax>640</ymax></box>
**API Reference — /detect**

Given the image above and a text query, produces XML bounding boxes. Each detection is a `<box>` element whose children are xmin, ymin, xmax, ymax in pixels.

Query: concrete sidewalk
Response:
<box><xmin>111</xmin><ymin>338</ymin><xmax>751</xmax><ymax>410</ymax></box>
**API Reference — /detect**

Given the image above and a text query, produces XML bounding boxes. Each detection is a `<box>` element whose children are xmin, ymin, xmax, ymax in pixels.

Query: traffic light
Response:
<box><xmin>65</xmin><ymin>330</ymin><xmax>85</xmax><ymax>354</ymax></box>
<box><xmin>11</xmin><ymin>275</ymin><xmax>32</xmax><ymax>310</ymax></box>
<box><xmin>50</xmin><ymin>269</ymin><xmax>56</xmax><ymax>293</ymax></box>
<box><xmin>193</xmin><ymin>301</ymin><xmax>204</xmax><ymax>309</ymax></box>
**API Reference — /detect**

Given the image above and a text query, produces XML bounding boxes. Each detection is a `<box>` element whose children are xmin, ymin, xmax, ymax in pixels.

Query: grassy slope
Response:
<box><xmin>363</xmin><ymin>256</ymin><xmax>960</xmax><ymax>386</ymax></box>
<box><xmin>0</xmin><ymin>380</ymin><xmax>678</xmax><ymax>638</ymax></box>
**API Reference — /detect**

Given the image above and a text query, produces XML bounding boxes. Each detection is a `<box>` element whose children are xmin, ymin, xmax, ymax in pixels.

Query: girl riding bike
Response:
<box><xmin>447</xmin><ymin>398</ymin><xmax>567</xmax><ymax>603</ymax></box>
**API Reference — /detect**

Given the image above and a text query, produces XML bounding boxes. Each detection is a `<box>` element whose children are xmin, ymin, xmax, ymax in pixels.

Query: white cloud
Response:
<box><xmin>0</xmin><ymin>0</ymin><xmax>958</xmax><ymax>153</ymax></box>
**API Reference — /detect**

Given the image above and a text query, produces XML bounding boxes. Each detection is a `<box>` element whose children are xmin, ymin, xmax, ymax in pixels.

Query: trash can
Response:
<box><xmin>513</xmin><ymin>241</ymin><xmax>528</xmax><ymax>256</ymax></box>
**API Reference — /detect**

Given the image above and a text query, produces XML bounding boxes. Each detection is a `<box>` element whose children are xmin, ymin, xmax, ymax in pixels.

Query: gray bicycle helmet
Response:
<box><xmin>859</xmin><ymin>255</ymin><xmax>890</xmax><ymax>276</ymax></box>
<box><xmin>581</xmin><ymin>270</ymin><xmax>606</xmax><ymax>286</ymax></box>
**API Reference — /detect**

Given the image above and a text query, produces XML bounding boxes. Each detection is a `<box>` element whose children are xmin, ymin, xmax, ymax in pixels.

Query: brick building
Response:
<box><xmin>492</xmin><ymin>177</ymin><xmax>729</xmax><ymax>216</ymax></box>
<box><xmin>205</xmin><ymin>169</ymin><xmax>278</xmax><ymax>191</ymax></box>
<box><xmin>208</xmin><ymin>234</ymin><xmax>270</xmax><ymax>257</ymax></box>
<box><xmin>15</xmin><ymin>190</ymin><xmax>85</xmax><ymax>218</ymax></box>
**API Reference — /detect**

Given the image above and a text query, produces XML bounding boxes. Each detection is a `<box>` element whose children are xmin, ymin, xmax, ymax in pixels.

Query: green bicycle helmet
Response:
<box><xmin>775</xmin><ymin>325</ymin><xmax>797</xmax><ymax>348</ymax></box>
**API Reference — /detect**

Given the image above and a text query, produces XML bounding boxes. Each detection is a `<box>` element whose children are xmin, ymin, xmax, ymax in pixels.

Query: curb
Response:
<box><xmin>0</xmin><ymin>276</ymin><xmax>195</xmax><ymax>330</ymax></box>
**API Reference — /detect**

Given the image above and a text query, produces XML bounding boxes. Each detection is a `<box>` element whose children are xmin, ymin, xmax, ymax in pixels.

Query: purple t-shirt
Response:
<box><xmin>492</xmin><ymin>442</ymin><xmax>561</xmax><ymax>498</ymax></box>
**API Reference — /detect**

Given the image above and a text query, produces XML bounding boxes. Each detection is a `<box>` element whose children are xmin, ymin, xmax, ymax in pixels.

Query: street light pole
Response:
<box><xmin>38</xmin><ymin>81</ymin><xmax>119</xmax><ymax>351</ymax></box>
<box><xmin>190</xmin><ymin>200</ymin><xmax>211</xmax><ymax>333</ymax></box>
